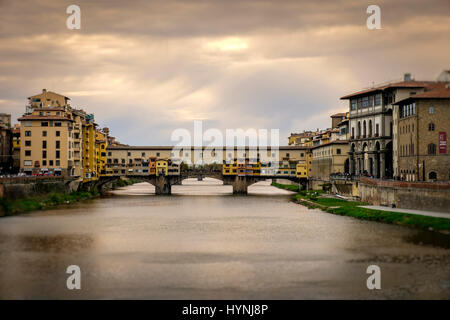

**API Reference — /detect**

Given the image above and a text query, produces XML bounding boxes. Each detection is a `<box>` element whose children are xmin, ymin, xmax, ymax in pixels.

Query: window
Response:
<box><xmin>42</xmin><ymin>131</ymin><xmax>47</xmax><ymax>137</ymax></box>
<box><xmin>56</xmin><ymin>141</ymin><xmax>60</xmax><ymax>149</ymax></box>
<box><xmin>351</xmin><ymin>99</ymin><xmax>356</xmax><ymax>110</ymax></box>
<box><xmin>362</xmin><ymin>96</ymin><xmax>369</xmax><ymax>107</ymax></box>
<box><xmin>41</xmin><ymin>121</ymin><xmax>48</xmax><ymax>127</ymax></box>
<box><xmin>42</xmin><ymin>141</ymin><xmax>47</xmax><ymax>149</ymax></box>
<box><xmin>55</xmin><ymin>160</ymin><xmax>60</xmax><ymax>166</ymax></box>
<box><xmin>374</xmin><ymin>94</ymin><xmax>381</xmax><ymax>106</ymax></box>
<box><xmin>336</xmin><ymin>148</ymin><xmax>341</xmax><ymax>154</ymax></box>
<box><xmin>42</xmin><ymin>151</ymin><xmax>47</xmax><ymax>158</ymax></box>
<box><xmin>25</xmin><ymin>140</ymin><xmax>31</xmax><ymax>146</ymax></box>
<box><xmin>24</xmin><ymin>160</ymin><xmax>32</xmax><ymax>166</ymax></box>
<box><xmin>127</xmin><ymin>152</ymin><xmax>131</xmax><ymax>156</ymax></box>
<box><xmin>351</xmin><ymin>127</ymin><xmax>355</xmax><ymax>139</ymax></box>
<box><xmin>108</xmin><ymin>152</ymin><xmax>112</xmax><ymax>156</ymax></box>
<box><xmin>42</xmin><ymin>160</ymin><xmax>47</xmax><ymax>166</ymax></box>
<box><xmin>429</xmin><ymin>106</ymin><xmax>434</xmax><ymax>114</ymax></box>
<box><xmin>56</xmin><ymin>150</ymin><xmax>60</xmax><ymax>159</ymax></box>
<box><xmin>25</xmin><ymin>130</ymin><xmax>31</xmax><ymax>136</ymax></box>
<box><xmin>141</xmin><ymin>152</ymin><xmax>145</xmax><ymax>157</ymax></box>
<box><xmin>56</xmin><ymin>131</ymin><xmax>60</xmax><ymax>137</ymax></box>
<box><xmin>156</xmin><ymin>152</ymin><xmax>160</xmax><ymax>157</ymax></box>
<box><xmin>428</xmin><ymin>143</ymin><xmax>436</xmax><ymax>155</ymax></box>
<box><xmin>428</xmin><ymin>171</ymin><xmax>437</xmax><ymax>180</ymax></box>
<box><xmin>54</xmin><ymin>122</ymin><xmax>61</xmax><ymax>127</ymax></box>
<box><xmin>375</xmin><ymin>124</ymin><xmax>379</xmax><ymax>136</ymax></box>
<box><xmin>428</xmin><ymin>123</ymin><xmax>435</xmax><ymax>131</ymax></box>
<box><xmin>25</xmin><ymin>150</ymin><xmax>31</xmax><ymax>156</ymax></box>
<box><xmin>363</xmin><ymin>121</ymin><xmax>367</xmax><ymax>137</ymax></box>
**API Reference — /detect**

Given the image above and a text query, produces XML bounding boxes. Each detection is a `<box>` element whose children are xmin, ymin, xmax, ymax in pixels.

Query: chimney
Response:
<box><xmin>42</xmin><ymin>88</ymin><xmax>47</xmax><ymax>92</ymax></box>
<box><xmin>404</xmin><ymin>73</ymin><xmax>412</xmax><ymax>82</ymax></box>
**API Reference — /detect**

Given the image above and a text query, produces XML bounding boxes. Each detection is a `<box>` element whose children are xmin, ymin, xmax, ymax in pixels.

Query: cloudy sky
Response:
<box><xmin>0</xmin><ymin>0</ymin><xmax>449</xmax><ymax>145</ymax></box>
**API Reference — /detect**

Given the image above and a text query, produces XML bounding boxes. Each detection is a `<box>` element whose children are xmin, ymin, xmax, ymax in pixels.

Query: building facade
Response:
<box><xmin>311</xmin><ymin>140</ymin><xmax>349</xmax><ymax>181</ymax></box>
<box><xmin>394</xmin><ymin>84</ymin><xmax>450</xmax><ymax>181</ymax></box>
<box><xmin>18</xmin><ymin>89</ymin><xmax>88</xmax><ymax>177</ymax></box>
<box><xmin>0</xmin><ymin>113</ymin><xmax>13</xmax><ymax>174</ymax></box>
<box><xmin>341</xmin><ymin>75</ymin><xmax>441</xmax><ymax>178</ymax></box>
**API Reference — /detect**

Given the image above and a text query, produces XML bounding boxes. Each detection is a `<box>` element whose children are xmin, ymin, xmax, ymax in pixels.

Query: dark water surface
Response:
<box><xmin>0</xmin><ymin>179</ymin><xmax>449</xmax><ymax>299</ymax></box>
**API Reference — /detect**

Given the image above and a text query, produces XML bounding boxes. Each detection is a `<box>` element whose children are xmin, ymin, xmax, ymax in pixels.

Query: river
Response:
<box><xmin>0</xmin><ymin>179</ymin><xmax>449</xmax><ymax>299</ymax></box>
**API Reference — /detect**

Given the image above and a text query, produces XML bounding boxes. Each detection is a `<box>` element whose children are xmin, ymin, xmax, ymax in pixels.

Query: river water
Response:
<box><xmin>0</xmin><ymin>179</ymin><xmax>449</xmax><ymax>299</ymax></box>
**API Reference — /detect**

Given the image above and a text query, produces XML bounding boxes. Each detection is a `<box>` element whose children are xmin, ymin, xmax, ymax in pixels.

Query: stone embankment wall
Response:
<box><xmin>0</xmin><ymin>177</ymin><xmax>81</xmax><ymax>200</ymax></box>
<box><xmin>358</xmin><ymin>177</ymin><xmax>450</xmax><ymax>213</ymax></box>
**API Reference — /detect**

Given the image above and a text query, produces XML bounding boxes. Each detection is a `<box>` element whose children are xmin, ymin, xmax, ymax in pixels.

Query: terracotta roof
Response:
<box><xmin>330</xmin><ymin>112</ymin><xmax>346</xmax><ymax>118</ymax></box>
<box><xmin>28</xmin><ymin>91</ymin><xmax>70</xmax><ymax>100</ymax></box>
<box><xmin>394</xmin><ymin>85</ymin><xmax>450</xmax><ymax>104</ymax></box>
<box><xmin>32</xmin><ymin>107</ymin><xmax>66</xmax><ymax>111</ymax></box>
<box><xmin>340</xmin><ymin>88</ymin><xmax>382</xmax><ymax>99</ymax></box>
<box><xmin>340</xmin><ymin>80</ymin><xmax>437</xmax><ymax>99</ymax></box>
<box><xmin>311</xmin><ymin>140</ymin><xmax>349</xmax><ymax>149</ymax></box>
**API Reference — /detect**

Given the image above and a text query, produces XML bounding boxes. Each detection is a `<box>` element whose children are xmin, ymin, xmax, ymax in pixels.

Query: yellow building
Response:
<box><xmin>82</xmin><ymin>117</ymin><xmax>98</xmax><ymax>182</ymax></box>
<box><xmin>222</xmin><ymin>160</ymin><xmax>238</xmax><ymax>175</ymax></box>
<box><xmin>12</xmin><ymin>124</ymin><xmax>20</xmax><ymax>172</ymax></box>
<box><xmin>296</xmin><ymin>161</ymin><xmax>308</xmax><ymax>178</ymax></box>
<box><xmin>18</xmin><ymin>90</ymin><xmax>86</xmax><ymax>176</ymax></box>
<box><xmin>156</xmin><ymin>159</ymin><xmax>168</xmax><ymax>176</ymax></box>
<box><xmin>95</xmin><ymin>129</ymin><xmax>108</xmax><ymax>176</ymax></box>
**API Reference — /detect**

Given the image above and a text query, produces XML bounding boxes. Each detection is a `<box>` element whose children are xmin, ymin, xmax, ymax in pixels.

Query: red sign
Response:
<box><xmin>439</xmin><ymin>132</ymin><xmax>447</xmax><ymax>154</ymax></box>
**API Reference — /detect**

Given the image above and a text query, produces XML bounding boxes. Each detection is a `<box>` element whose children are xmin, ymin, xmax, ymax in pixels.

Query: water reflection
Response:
<box><xmin>0</xmin><ymin>179</ymin><xmax>449</xmax><ymax>299</ymax></box>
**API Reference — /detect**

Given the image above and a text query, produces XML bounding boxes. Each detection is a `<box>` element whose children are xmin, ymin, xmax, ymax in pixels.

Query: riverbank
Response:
<box><xmin>272</xmin><ymin>183</ymin><xmax>450</xmax><ymax>233</ymax></box>
<box><xmin>0</xmin><ymin>178</ymin><xmax>137</xmax><ymax>217</ymax></box>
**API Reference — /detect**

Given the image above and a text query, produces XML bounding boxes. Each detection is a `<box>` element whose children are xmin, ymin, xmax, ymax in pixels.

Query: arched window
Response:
<box><xmin>368</xmin><ymin>120</ymin><xmax>372</xmax><ymax>137</ymax></box>
<box><xmin>428</xmin><ymin>123</ymin><xmax>435</xmax><ymax>131</ymax></box>
<box><xmin>352</xmin><ymin>127</ymin><xmax>355</xmax><ymax>139</ymax></box>
<box><xmin>363</xmin><ymin>120</ymin><xmax>367</xmax><ymax>138</ymax></box>
<box><xmin>428</xmin><ymin>143</ymin><xmax>436</xmax><ymax>155</ymax></box>
<box><xmin>428</xmin><ymin>171</ymin><xmax>437</xmax><ymax>180</ymax></box>
<box><xmin>357</xmin><ymin>122</ymin><xmax>361</xmax><ymax>138</ymax></box>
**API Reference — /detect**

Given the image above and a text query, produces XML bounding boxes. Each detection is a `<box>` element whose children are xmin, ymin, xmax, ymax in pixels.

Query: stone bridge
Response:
<box><xmin>94</xmin><ymin>170</ymin><xmax>302</xmax><ymax>195</ymax></box>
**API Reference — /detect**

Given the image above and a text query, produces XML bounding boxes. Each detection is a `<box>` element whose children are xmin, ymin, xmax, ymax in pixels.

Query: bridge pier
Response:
<box><xmin>223</xmin><ymin>175</ymin><xmax>257</xmax><ymax>195</ymax></box>
<box><xmin>152</xmin><ymin>176</ymin><xmax>173</xmax><ymax>195</ymax></box>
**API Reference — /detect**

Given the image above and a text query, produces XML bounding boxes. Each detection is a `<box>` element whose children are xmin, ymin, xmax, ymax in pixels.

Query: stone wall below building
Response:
<box><xmin>358</xmin><ymin>177</ymin><xmax>450</xmax><ymax>213</ymax></box>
